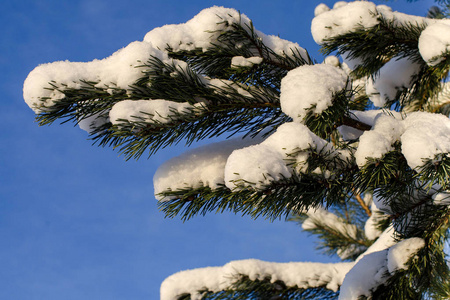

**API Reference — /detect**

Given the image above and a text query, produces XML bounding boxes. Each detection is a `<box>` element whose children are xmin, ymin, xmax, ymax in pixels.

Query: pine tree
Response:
<box><xmin>23</xmin><ymin>1</ymin><xmax>450</xmax><ymax>299</ymax></box>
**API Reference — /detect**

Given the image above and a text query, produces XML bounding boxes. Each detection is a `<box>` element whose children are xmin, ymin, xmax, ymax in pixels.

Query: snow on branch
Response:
<box><xmin>340</xmin><ymin>234</ymin><xmax>425</xmax><ymax>299</ymax></box>
<box><xmin>311</xmin><ymin>2</ymin><xmax>433</xmax><ymax>45</ymax></box>
<box><xmin>155</xmin><ymin>121</ymin><xmax>352</xmax><ymax>198</ymax></box>
<box><xmin>160</xmin><ymin>259</ymin><xmax>354</xmax><ymax>300</ymax></box>
<box><xmin>23</xmin><ymin>42</ymin><xmax>183</xmax><ymax>113</ymax></box>
<box><xmin>143</xmin><ymin>6</ymin><xmax>309</xmax><ymax>61</ymax></box>
<box><xmin>365</xmin><ymin>57</ymin><xmax>422</xmax><ymax>108</ymax></box>
<box><xmin>280</xmin><ymin>64</ymin><xmax>349</xmax><ymax>122</ymax></box>
<box><xmin>225</xmin><ymin>122</ymin><xmax>351</xmax><ymax>191</ymax></box>
<box><xmin>418</xmin><ymin>22</ymin><xmax>450</xmax><ymax>67</ymax></box>
<box><xmin>154</xmin><ymin>135</ymin><xmax>264</xmax><ymax>201</ymax></box>
<box><xmin>338</xmin><ymin>109</ymin><xmax>401</xmax><ymax>141</ymax></box>
<box><xmin>302</xmin><ymin>206</ymin><xmax>365</xmax><ymax>260</ymax></box>
<box><xmin>355</xmin><ymin>111</ymin><xmax>450</xmax><ymax>170</ymax></box>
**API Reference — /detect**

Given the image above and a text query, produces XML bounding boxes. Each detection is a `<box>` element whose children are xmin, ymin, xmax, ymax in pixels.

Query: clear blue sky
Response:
<box><xmin>0</xmin><ymin>0</ymin><xmax>435</xmax><ymax>299</ymax></box>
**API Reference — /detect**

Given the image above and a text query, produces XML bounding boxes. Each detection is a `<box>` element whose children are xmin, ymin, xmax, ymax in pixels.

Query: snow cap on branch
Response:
<box><xmin>355</xmin><ymin>114</ymin><xmax>404</xmax><ymax>167</ymax></box>
<box><xmin>160</xmin><ymin>259</ymin><xmax>354</xmax><ymax>300</ymax></box>
<box><xmin>365</xmin><ymin>57</ymin><xmax>421</xmax><ymax>107</ymax></box>
<box><xmin>23</xmin><ymin>42</ymin><xmax>179</xmax><ymax>113</ymax></box>
<box><xmin>302</xmin><ymin>207</ymin><xmax>358</xmax><ymax>241</ymax></box>
<box><xmin>401</xmin><ymin>112</ymin><xmax>450</xmax><ymax>169</ymax></box>
<box><xmin>154</xmin><ymin>135</ymin><xmax>263</xmax><ymax>200</ymax></box>
<box><xmin>355</xmin><ymin>111</ymin><xmax>450</xmax><ymax>170</ymax></box>
<box><xmin>224</xmin><ymin>122</ymin><xmax>350</xmax><ymax>190</ymax></box>
<box><xmin>419</xmin><ymin>22</ymin><xmax>450</xmax><ymax>66</ymax></box>
<box><xmin>144</xmin><ymin>6</ymin><xmax>248</xmax><ymax>52</ymax></box>
<box><xmin>387</xmin><ymin>237</ymin><xmax>425</xmax><ymax>273</ymax></box>
<box><xmin>338</xmin><ymin>109</ymin><xmax>401</xmax><ymax>140</ymax></box>
<box><xmin>339</xmin><ymin>249</ymin><xmax>389</xmax><ymax>299</ymax></box>
<box><xmin>311</xmin><ymin>2</ymin><xmax>379</xmax><ymax>45</ymax></box>
<box><xmin>144</xmin><ymin>6</ymin><xmax>308</xmax><ymax>59</ymax></box>
<box><xmin>231</xmin><ymin>56</ymin><xmax>263</xmax><ymax>68</ymax></box>
<box><xmin>109</xmin><ymin>99</ymin><xmax>204</xmax><ymax>126</ymax></box>
<box><xmin>311</xmin><ymin>1</ymin><xmax>432</xmax><ymax>45</ymax></box>
<box><xmin>280</xmin><ymin>64</ymin><xmax>348</xmax><ymax>121</ymax></box>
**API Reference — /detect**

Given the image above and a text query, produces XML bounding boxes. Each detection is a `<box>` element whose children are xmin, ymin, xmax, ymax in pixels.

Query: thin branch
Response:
<box><xmin>341</xmin><ymin>115</ymin><xmax>372</xmax><ymax>131</ymax></box>
<box><xmin>354</xmin><ymin>193</ymin><xmax>372</xmax><ymax>217</ymax></box>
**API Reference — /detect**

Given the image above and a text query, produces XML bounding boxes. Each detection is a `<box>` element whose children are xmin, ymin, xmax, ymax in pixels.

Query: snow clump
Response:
<box><xmin>231</xmin><ymin>56</ymin><xmax>263</xmax><ymax>68</ymax></box>
<box><xmin>355</xmin><ymin>111</ymin><xmax>450</xmax><ymax>170</ymax></box>
<box><xmin>224</xmin><ymin>122</ymin><xmax>350</xmax><ymax>190</ymax></box>
<box><xmin>365</xmin><ymin>57</ymin><xmax>421</xmax><ymax>107</ymax></box>
<box><xmin>23</xmin><ymin>42</ymin><xmax>180</xmax><ymax>113</ymax></box>
<box><xmin>339</xmin><ymin>249</ymin><xmax>389</xmax><ymax>299</ymax></box>
<box><xmin>154</xmin><ymin>135</ymin><xmax>264</xmax><ymax>200</ymax></box>
<box><xmin>311</xmin><ymin>2</ymin><xmax>379</xmax><ymax>45</ymax></box>
<box><xmin>109</xmin><ymin>99</ymin><xmax>204</xmax><ymax>126</ymax></box>
<box><xmin>419</xmin><ymin>22</ymin><xmax>450</xmax><ymax>66</ymax></box>
<box><xmin>161</xmin><ymin>259</ymin><xmax>354</xmax><ymax>300</ymax></box>
<box><xmin>280</xmin><ymin>64</ymin><xmax>348</xmax><ymax>122</ymax></box>
<box><xmin>311</xmin><ymin>1</ymin><xmax>431</xmax><ymax>45</ymax></box>
<box><xmin>144</xmin><ymin>6</ymin><xmax>308</xmax><ymax>60</ymax></box>
<box><xmin>354</xmin><ymin>114</ymin><xmax>404</xmax><ymax>167</ymax></box>
<box><xmin>338</xmin><ymin>109</ymin><xmax>401</xmax><ymax>140</ymax></box>
<box><xmin>433</xmin><ymin>191</ymin><xmax>450</xmax><ymax>205</ymax></box>
<box><xmin>387</xmin><ymin>237</ymin><xmax>425</xmax><ymax>274</ymax></box>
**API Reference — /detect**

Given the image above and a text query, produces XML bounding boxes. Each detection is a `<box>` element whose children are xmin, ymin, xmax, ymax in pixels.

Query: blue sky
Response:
<box><xmin>1</xmin><ymin>0</ymin><xmax>435</xmax><ymax>299</ymax></box>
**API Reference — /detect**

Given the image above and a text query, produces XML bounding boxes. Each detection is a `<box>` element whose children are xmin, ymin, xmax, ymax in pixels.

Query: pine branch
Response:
<box><xmin>158</xmin><ymin>170</ymin><xmax>356</xmax><ymax>221</ymax></box>
<box><xmin>167</xmin><ymin>17</ymin><xmax>313</xmax><ymax>90</ymax></box>
<box><xmin>319</xmin><ymin>13</ymin><xmax>450</xmax><ymax>110</ymax></box>
<box><xmin>192</xmin><ymin>276</ymin><xmax>340</xmax><ymax>300</ymax></box>
<box><xmin>371</xmin><ymin>209</ymin><xmax>450</xmax><ymax>299</ymax></box>
<box><xmin>321</xmin><ymin>14</ymin><xmax>426</xmax><ymax>78</ymax></box>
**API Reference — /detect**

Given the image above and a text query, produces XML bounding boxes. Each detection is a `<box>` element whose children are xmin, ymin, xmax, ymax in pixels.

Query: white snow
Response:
<box><xmin>363</xmin><ymin>194</ymin><xmax>387</xmax><ymax>241</ymax></box>
<box><xmin>280</xmin><ymin>64</ymin><xmax>348</xmax><ymax>122</ymax></box>
<box><xmin>339</xmin><ymin>224</ymin><xmax>405</xmax><ymax>299</ymax></box>
<box><xmin>23</xmin><ymin>41</ymin><xmax>181</xmax><ymax>113</ymax></box>
<box><xmin>433</xmin><ymin>191</ymin><xmax>450</xmax><ymax>205</ymax></box>
<box><xmin>144</xmin><ymin>6</ymin><xmax>308</xmax><ymax>60</ymax></box>
<box><xmin>154</xmin><ymin>135</ymin><xmax>264</xmax><ymax>200</ymax></box>
<box><xmin>224</xmin><ymin>143</ymin><xmax>291</xmax><ymax>190</ymax></box>
<box><xmin>231</xmin><ymin>56</ymin><xmax>263</xmax><ymax>68</ymax></box>
<box><xmin>338</xmin><ymin>109</ymin><xmax>401</xmax><ymax>140</ymax></box>
<box><xmin>302</xmin><ymin>207</ymin><xmax>358</xmax><ymax>240</ymax></box>
<box><xmin>314</xmin><ymin>3</ymin><xmax>330</xmax><ymax>17</ymax></box>
<box><xmin>24</xmin><ymin>6</ymin><xmax>308</xmax><ymax>116</ymax></box>
<box><xmin>323</xmin><ymin>55</ymin><xmax>340</xmax><ymax>67</ymax></box>
<box><xmin>77</xmin><ymin>112</ymin><xmax>108</xmax><ymax>134</ymax></box>
<box><xmin>144</xmin><ymin>6</ymin><xmax>248</xmax><ymax>52</ymax></box>
<box><xmin>161</xmin><ymin>266</ymin><xmax>223</xmax><ymax>300</ymax></box>
<box><xmin>339</xmin><ymin>249</ymin><xmax>389</xmax><ymax>300</ymax></box>
<box><xmin>354</xmin><ymin>114</ymin><xmax>404</xmax><ymax>167</ymax></box>
<box><xmin>311</xmin><ymin>2</ymin><xmax>379</xmax><ymax>45</ymax></box>
<box><xmin>109</xmin><ymin>99</ymin><xmax>204</xmax><ymax>126</ymax></box>
<box><xmin>364</xmin><ymin>210</ymin><xmax>383</xmax><ymax>241</ymax></box>
<box><xmin>160</xmin><ymin>259</ymin><xmax>354</xmax><ymax>300</ymax></box>
<box><xmin>387</xmin><ymin>237</ymin><xmax>425</xmax><ymax>274</ymax></box>
<box><xmin>401</xmin><ymin>112</ymin><xmax>450</xmax><ymax>170</ymax></box>
<box><xmin>365</xmin><ymin>57</ymin><xmax>421</xmax><ymax>107</ymax></box>
<box><xmin>372</xmin><ymin>193</ymin><xmax>393</xmax><ymax>215</ymax></box>
<box><xmin>208</xmin><ymin>78</ymin><xmax>254</xmax><ymax>99</ymax></box>
<box><xmin>419</xmin><ymin>22</ymin><xmax>450</xmax><ymax>66</ymax></box>
<box><xmin>340</xmin><ymin>232</ymin><xmax>425</xmax><ymax>299</ymax></box>
<box><xmin>224</xmin><ymin>122</ymin><xmax>350</xmax><ymax>190</ymax></box>
<box><xmin>302</xmin><ymin>206</ymin><xmax>361</xmax><ymax>259</ymax></box>
<box><xmin>355</xmin><ymin>111</ymin><xmax>450</xmax><ymax>170</ymax></box>
<box><xmin>358</xmin><ymin>225</ymin><xmax>397</xmax><ymax>261</ymax></box>
<box><xmin>311</xmin><ymin>2</ymin><xmax>433</xmax><ymax>45</ymax></box>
